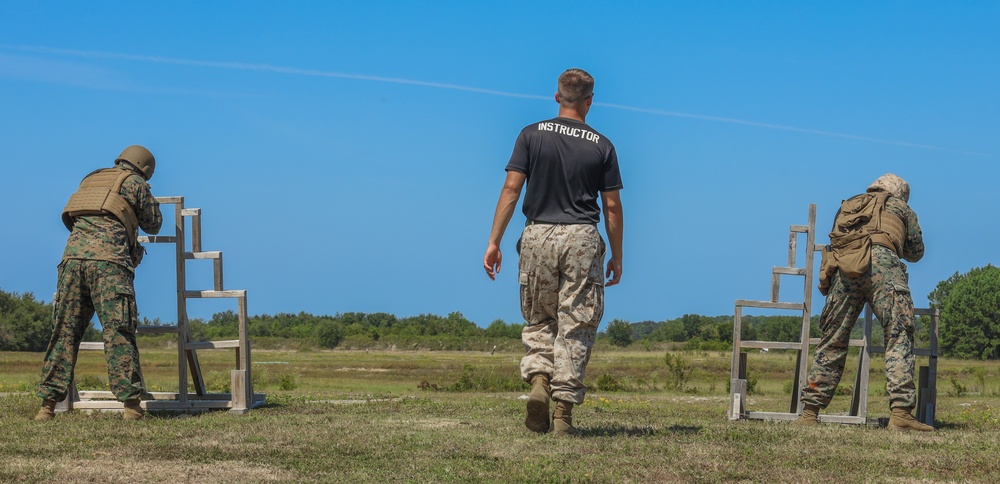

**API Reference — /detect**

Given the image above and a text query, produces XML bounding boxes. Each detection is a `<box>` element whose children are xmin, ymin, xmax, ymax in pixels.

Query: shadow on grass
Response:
<box><xmin>578</xmin><ymin>424</ymin><xmax>702</xmax><ymax>437</ymax></box>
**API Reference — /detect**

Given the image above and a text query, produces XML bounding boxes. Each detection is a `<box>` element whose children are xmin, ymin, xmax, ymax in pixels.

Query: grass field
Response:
<box><xmin>2</xmin><ymin>347</ymin><xmax>999</xmax><ymax>482</ymax></box>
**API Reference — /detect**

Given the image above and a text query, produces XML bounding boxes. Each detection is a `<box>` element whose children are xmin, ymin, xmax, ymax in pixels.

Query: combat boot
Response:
<box><xmin>792</xmin><ymin>404</ymin><xmax>820</xmax><ymax>426</ymax></box>
<box><xmin>552</xmin><ymin>400</ymin><xmax>578</xmax><ymax>436</ymax></box>
<box><xmin>888</xmin><ymin>407</ymin><xmax>934</xmax><ymax>432</ymax></box>
<box><xmin>123</xmin><ymin>399</ymin><xmax>145</xmax><ymax>420</ymax></box>
<box><xmin>525</xmin><ymin>374</ymin><xmax>551</xmax><ymax>433</ymax></box>
<box><xmin>34</xmin><ymin>399</ymin><xmax>57</xmax><ymax>421</ymax></box>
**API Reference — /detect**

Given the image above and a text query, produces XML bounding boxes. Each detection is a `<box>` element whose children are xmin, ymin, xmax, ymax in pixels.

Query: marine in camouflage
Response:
<box><xmin>518</xmin><ymin>223</ymin><xmax>606</xmax><ymax>405</ymax></box>
<box><xmin>36</xmin><ymin>161</ymin><xmax>162</xmax><ymax>403</ymax></box>
<box><xmin>801</xmin><ymin>191</ymin><xmax>924</xmax><ymax>411</ymax></box>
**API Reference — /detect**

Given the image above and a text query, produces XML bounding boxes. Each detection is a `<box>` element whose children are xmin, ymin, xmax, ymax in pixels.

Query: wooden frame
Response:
<box><xmin>56</xmin><ymin>196</ymin><xmax>265</xmax><ymax>415</ymax></box>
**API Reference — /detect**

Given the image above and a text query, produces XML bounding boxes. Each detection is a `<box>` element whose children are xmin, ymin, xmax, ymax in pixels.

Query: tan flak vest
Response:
<box><xmin>62</xmin><ymin>167</ymin><xmax>141</xmax><ymax>248</ymax></box>
<box><xmin>818</xmin><ymin>191</ymin><xmax>906</xmax><ymax>295</ymax></box>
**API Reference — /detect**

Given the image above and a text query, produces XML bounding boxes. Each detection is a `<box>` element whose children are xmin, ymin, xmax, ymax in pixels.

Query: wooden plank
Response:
<box><xmin>730</xmin><ymin>306</ymin><xmax>743</xmax><ymax>380</ymax></box>
<box><xmin>154</xmin><ymin>196</ymin><xmax>183</xmax><ymax>204</ymax></box>
<box><xmin>735</xmin><ymin>300</ymin><xmax>803</xmax><ymax>311</ymax></box>
<box><xmin>788</xmin><ymin>231</ymin><xmax>797</xmax><ymax>267</ymax></box>
<box><xmin>795</xmin><ymin>204</ymin><xmax>817</xmax><ymax>417</ymax></box>
<box><xmin>137</xmin><ymin>235</ymin><xmax>177</xmax><ymax>244</ymax></box>
<box><xmin>739</xmin><ymin>341</ymin><xmax>806</xmax><ymax>350</ymax></box>
<box><xmin>186</xmin><ymin>340</ymin><xmax>241</xmax><ymax>350</ymax></box>
<box><xmin>772</xmin><ymin>267</ymin><xmax>806</xmax><ymax>276</ymax></box>
<box><xmin>188</xmin><ymin>208</ymin><xmax>202</xmax><ymax>252</ymax></box>
<box><xmin>745</xmin><ymin>411</ymin><xmax>799</xmax><ymax>421</ymax></box>
<box><xmin>184</xmin><ymin>290</ymin><xmax>246</xmax><ymax>299</ymax></box>
<box><xmin>790</xmin><ymin>224</ymin><xmax>809</xmax><ymax>233</ymax></box>
<box><xmin>807</xmin><ymin>338</ymin><xmax>867</xmax><ymax>347</ymax></box>
<box><xmin>730</xmin><ymin>379</ymin><xmax>747</xmax><ymax>420</ymax></box>
<box><xmin>231</xmin><ymin>370</ymin><xmax>248</xmax><ymax>413</ymax></box>
<box><xmin>184</xmin><ymin>251</ymin><xmax>222</xmax><ymax>259</ymax></box>
<box><xmin>79</xmin><ymin>342</ymin><xmax>104</xmax><ymax>350</ymax></box>
<box><xmin>214</xmin><ymin>257</ymin><xmax>224</xmax><ymax>291</ymax></box>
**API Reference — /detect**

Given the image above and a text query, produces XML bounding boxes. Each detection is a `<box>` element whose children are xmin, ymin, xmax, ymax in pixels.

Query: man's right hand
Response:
<box><xmin>484</xmin><ymin>245</ymin><xmax>503</xmax><ymax>281</ymax></box>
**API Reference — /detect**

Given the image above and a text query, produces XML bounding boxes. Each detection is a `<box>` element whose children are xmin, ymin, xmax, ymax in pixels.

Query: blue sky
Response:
<box><xmin>1</xmin><ymin>2</ymin><xmax>997</xmax><ymax>329</ymax></box>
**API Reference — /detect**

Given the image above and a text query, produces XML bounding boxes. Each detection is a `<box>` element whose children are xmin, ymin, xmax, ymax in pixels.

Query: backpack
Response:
<box><xmin>818</xmin><ymin>192</ymin><xmax>893</xmax><ymax>295</ymax></box>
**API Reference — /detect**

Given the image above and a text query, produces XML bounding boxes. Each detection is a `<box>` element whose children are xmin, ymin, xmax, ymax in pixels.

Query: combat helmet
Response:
<box><xmin>116</xmin><ymin>145</ymin><xmax>156</xmax><ymax>180</ymax></box>
<box><xmin>867</xmin><ymin>173</ymin><xmax>909</xmax><ymax>202</ymax></box>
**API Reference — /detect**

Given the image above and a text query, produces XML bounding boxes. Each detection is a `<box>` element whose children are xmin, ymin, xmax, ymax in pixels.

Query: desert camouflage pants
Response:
<box><xmin>518</xmin><ymin>223</ymin><xmax>605</xmax><ymax>404</ymax></box>
<box><xmin>801</xmin><ymin>247</ymin><xmax>916</xmax><ymax>410</ymax></box>
<box><xmin>37</xmin><ymin>259</ymin><xmax>145</xmax><ymax>402</ymax></box>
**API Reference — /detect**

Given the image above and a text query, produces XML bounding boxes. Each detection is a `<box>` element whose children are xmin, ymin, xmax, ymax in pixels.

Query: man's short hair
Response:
<box><xmin>558</xmin><ymin>68</ymin><xmax>594</xmax><ymax>105</ymax></box>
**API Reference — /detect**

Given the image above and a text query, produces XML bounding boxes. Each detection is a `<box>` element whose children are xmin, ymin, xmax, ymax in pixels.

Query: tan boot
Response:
<box><xmin>34</xmin><ymin>399</ymin><xmax>57</xmax><ymax>421</ymax></box>
<box><xmin>552</xmin><ymin>400</ymin><xmax>577</xmax><ymax>436</ymax></box>
<box><xmin>792</xmin><ymin>404</ymin><xmax>820</xmax><ymax>426</ymax></box>
<box><xmin>888</xmin><ymin>407</ymin><xmax>933</xmax><ymax>432</ymax></box>
<box><xmin>525</xmin><ymin>374</ymin><xmax>551</xmax><ymax>433</ymax></box>
<box><xmin>123</xmin><ymin>400</ymin><xmax>145</xmax><ymax>421</ymax></box>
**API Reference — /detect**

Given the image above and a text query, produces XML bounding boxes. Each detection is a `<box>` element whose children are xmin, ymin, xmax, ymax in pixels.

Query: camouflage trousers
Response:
<box><xmin>801</xmin><ymin>247</ymin><xmax>916</xmax><ymax>410</ymax></box>
<box><xmin>518</xmin><ymin>223</ymin><xmax>606</xmax><ymax>404</ymax></box>
<box><xmin>37</xmin><ymin>259</ymin><xmax>145</xmax><ymax>402</ymax></box>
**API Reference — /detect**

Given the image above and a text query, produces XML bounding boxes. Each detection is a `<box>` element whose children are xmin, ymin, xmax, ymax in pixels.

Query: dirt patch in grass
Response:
<box><xmin>5</xmin><ymin>456</ymin><xmax>297</xmax><ymax>482</ymax></box>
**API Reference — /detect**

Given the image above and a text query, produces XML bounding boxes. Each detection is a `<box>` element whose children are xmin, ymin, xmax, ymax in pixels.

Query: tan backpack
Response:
<box><xmin>818</xmin><ymin>192</ymin><xmax>904</xmax><ymax>295</ymax></box>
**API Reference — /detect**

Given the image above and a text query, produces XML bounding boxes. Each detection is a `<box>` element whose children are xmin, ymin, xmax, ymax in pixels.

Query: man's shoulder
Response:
<box><xmin>884</xmin><ymin>195</ymin><xmax>915</xmax><ymax>216</ymax></box>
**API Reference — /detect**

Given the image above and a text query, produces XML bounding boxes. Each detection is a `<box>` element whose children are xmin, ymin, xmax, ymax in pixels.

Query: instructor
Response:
<box><xmin>484</xmin><ymin>68</ymin><xmax>624</xmax><ymax>435</ymax></box>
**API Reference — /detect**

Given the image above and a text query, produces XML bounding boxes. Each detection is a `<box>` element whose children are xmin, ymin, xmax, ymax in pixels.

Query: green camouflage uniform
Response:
<box><xmin>519</xmin><ymin>223</ymin><xmax>606</xmax><ymax>404</ymax></box>
<box><xmin>801</xmin><ymin>195</ymin><xmax>924</xmax><ymax>410</ymax></box>
<box><xmin>37</xmin><ymin>165</ymin><xmax>162</xmax><ymax>402</ymax></box>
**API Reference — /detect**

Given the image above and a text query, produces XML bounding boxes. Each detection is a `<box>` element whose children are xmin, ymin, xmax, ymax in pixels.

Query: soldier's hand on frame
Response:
<box><xmin>484</xmin><ymin>244</ymin><xmax>503</xmax><ymax>281</ymax></box>
<box><xmin>605</xmin><ymin>257</ymin><xmax>622</xmax><ymax>287</ymax></box>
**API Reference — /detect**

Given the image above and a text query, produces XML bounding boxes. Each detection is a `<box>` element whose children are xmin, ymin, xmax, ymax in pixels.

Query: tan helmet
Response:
<box><xmin>116</xmin><ymin>145</ymin><xmax>156</xmax><ymax>180</ymax></box>
<box><xmin>867</xmin><ymin>173</ymin><xmax>909</xmax><ymax>202</ymax></box>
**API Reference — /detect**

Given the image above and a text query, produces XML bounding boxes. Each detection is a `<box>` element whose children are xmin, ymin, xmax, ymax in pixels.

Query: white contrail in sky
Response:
<box><xmin>0</xmin><ymin>44</ymin><xmax>984</xmax><ymax>156</ymax></box>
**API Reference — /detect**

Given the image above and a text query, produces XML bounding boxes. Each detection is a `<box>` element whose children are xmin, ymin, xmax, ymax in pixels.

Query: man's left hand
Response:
<box><xmin>605</xmin><ymin>257</ymin><xmax>622</xmax><ymax>287</ymax></box>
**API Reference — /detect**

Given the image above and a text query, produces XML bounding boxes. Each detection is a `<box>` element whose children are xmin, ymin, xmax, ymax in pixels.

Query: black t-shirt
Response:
<box><xmin>505</xmin><ymin>117</ymin><xmax>622</xmax><ymax>224</ymax></box>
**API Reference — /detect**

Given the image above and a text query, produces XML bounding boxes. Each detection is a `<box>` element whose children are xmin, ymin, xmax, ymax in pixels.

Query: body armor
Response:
<box><xmin>61</xmin><ymin>168</ymin><xmax>141</xmax><ymax>248</ymax></box>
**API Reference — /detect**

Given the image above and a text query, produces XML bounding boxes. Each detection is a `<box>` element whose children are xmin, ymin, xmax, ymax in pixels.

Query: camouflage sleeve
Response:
<box><xmin>891</xmin><ymin>197</ymin><xmax>924</xmax><ymax>263</ymax></box>
<box><xmin>122</xmin><ymin>174</ymin><xmax>163</xmax><ymax>235</ymax></box>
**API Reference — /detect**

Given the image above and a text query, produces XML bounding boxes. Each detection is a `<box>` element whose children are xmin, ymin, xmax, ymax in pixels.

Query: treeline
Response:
<box><xmin>4</xmin><ymin>265</ymin><xmax>996</xmax><ymax>359</ymax></box>
<box><xmin>626</xmin><ymin>314</ymin><xmax>821</xmax><ymax>346</ymax></box>
<box><xmin>181</xmin><ymin>310</ymin><xmax>524</xmax><ymax>349</ymax></box>
<box><xmin>0</xmin><ymin>287</ymin><xmax>815</xmax><ymax>353</ymax></box>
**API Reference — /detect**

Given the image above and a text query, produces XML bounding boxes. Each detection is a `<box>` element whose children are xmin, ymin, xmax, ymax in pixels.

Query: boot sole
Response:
<box><xmin>525</xmin><ymin>397</ymin><xmax>550</xmax><ymax>433</ymax></box>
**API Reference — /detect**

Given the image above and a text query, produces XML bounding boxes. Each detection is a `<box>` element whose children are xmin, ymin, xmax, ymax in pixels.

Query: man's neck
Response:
<box><xmin>557</xmin><ymin>106</ymin><xmax>586</xmax><ymax>123</ymax></box>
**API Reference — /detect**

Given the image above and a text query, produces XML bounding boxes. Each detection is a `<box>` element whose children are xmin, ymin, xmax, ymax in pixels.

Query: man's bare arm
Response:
<box><xmin>601</xmin><ymin>189</ymin><xmax>623</xmax><ymax>287</ymax></box>
<box><xmin>483</xmin><ymin>171</ymin><xmax>527</xmax><ymax>280</ymax></box>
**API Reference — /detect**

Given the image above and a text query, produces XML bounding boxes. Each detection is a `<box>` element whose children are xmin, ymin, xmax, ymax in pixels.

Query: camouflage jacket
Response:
<box><xmin>62</xmin><ymin>166</ymin><xmax>162</xmax><ymax>271</ymax></box>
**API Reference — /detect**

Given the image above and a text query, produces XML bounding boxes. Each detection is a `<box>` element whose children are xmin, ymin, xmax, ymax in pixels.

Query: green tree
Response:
<box><xmin>316</xmin><ymin>320</ymin><xmax>346</xmax><ymax>349</ymax></box>
<box><xmin>607</xmin><ymin>319</ymin><xmax>632</xmax><ymax>347</ymax></box>
<box><xmin>929</xmin><ymin>265</ymin><xmax>1000</xmax><ymax>359</ymax></box>
<box><xmin>0</xmin><ymin>289</ymin><xmax>52</xmax><ymax>351</ymax></box>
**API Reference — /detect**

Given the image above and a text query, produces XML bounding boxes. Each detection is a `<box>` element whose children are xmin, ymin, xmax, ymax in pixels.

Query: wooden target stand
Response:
<box><xmin>56</xmin><ymin>196</ymin><xmax>265</xmax><ymax>415</ymax></box>
<box><xmin>728</xmin><ymin>204</ymin><xmax>937</xmax><ymax>425</ymax></box>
